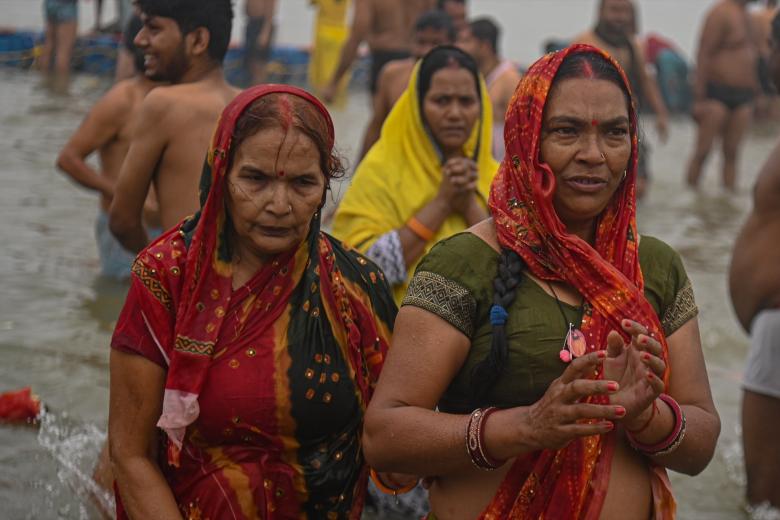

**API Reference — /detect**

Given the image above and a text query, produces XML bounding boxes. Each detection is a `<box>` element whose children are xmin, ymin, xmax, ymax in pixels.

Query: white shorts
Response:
<box><xmin>743</xmin><ymin>308</ymin><xmax>780</xmax><ymax>399</ymax></box>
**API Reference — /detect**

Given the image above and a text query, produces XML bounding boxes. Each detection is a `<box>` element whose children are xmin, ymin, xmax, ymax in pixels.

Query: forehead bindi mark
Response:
<box><xmin>591</xmin><ymin>119</ymin><xmax>599</xmax><ymax>127</ymax></box>
<box><xmin>277</xmin><ymin>170</ymin><xmax>285</xmax><ymax>177</ymax></box>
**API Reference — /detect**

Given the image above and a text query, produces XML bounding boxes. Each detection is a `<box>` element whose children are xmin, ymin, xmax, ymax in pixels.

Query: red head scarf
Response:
<box><xmin>483</xmin><ymin>45</ymin><xmax>670</xmax><ymax>519</ymax></box>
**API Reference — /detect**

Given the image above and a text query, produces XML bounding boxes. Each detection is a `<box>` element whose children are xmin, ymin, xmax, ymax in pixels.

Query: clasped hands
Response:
<box><xmin>523</xmin><ymin>319</ymin><xmax>666</xmax><ymax>451</ymax></box>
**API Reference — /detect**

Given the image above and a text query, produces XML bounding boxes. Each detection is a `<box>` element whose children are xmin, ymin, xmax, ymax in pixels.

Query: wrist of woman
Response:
<box><xmin>482</xmin><ymin>407</ymin><xmax>536</xmax><ymax>462</ymax></box>
<box><xmin>623</xmin><ymin>399</ymin><xmax>658</xmax><ymax>433</ymax></box>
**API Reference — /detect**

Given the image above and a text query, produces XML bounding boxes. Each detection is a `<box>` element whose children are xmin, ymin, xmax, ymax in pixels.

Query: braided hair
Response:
<box><xmin>470</xmin><ymin>249</ymin><xmax>525</xmax><ymax>403</ymax></box>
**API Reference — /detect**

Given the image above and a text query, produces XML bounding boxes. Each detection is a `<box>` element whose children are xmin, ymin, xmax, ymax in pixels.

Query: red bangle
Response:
<box><xmin>625</xmin><ymin>399</ymin><xmax>659</xmax><ymax>435</ymax></box>
<box><xmin>369</xmin><ymin>468</ymin><xmax>417</xmax><ymax>495</ymax></box>
<box><xmin>466</xmin><ymin>407</ymin><xmax>505</xmax><ymax>470</ymax></box>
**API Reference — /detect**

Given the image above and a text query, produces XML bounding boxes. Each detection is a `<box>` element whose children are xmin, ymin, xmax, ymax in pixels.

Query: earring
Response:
<box><xmin>622</xmin><ymin>170</ymin><xmax>627</xmax><ymax>181</ymax></box>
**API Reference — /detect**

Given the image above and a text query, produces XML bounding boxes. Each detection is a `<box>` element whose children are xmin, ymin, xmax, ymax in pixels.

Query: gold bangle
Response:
<box><xmin>406</xmin><ymin>217</ymin><xmax>436</xmax><ymax>242</ymax></box>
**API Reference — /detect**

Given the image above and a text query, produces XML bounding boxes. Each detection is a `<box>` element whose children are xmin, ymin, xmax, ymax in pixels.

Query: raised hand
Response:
<box><xmin>602</xmin><ymin>319</ymin><xmax>666</xmax><ymax>425</ymax></box>
<box><xmin>524</xmin><ymin>350</ymin><xmax>623</xmax><ymax>451</ymax></box>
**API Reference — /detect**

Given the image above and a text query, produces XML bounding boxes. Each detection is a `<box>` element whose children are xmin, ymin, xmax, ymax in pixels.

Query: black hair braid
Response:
<box><xmin>470</xmin><ymin>248</ymin><xmax>525</xmax><ymax>403</ymax></box>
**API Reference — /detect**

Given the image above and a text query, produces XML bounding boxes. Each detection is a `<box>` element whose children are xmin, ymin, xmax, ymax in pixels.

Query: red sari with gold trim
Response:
<box><xmin>111</xmin><ymin>85</ymin><xmax>396</xmax><ymax>519</ymax></box>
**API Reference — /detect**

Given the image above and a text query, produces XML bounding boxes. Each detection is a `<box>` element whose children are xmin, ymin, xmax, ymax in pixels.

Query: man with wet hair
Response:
<box><xmin>109</xmin><ymin>0</ymin><xmax>239</xmax><ymax>253</ymax></box>
<box><xmin>730</xmin><ymin>10</ymin><xmax>780</xmax><ymax>512</ymax></box>
<box><xmin>456</xmin><ymin>17</ymin><xmax>521</xmax><ymax>160</ymax></box>
<box><xmin>321</xmin><ymin>0</ymin><xmax>433</xmax><ymax>102</ymax></box>
<box><xmin>357</xmin><ymin>10</ymin><xmax>456</xmax><ymax>160</ymax></box>
<box><xmin>686</xmin><ymin>0</ymin><xmax>760</xmax><ymax>190</ymax></box>
<box><xmin>575</xmin><ymin>0</ymin><xmax>669</xmax><ymax>199</ymax></box>
<box><xmin>57</xmin><ymin>16</ymin><xmax>163</xmax><ymax>280</ymax></box>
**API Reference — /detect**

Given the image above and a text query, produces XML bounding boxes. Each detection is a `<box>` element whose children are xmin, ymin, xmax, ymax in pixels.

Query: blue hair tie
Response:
<box><xmin>490</xmin><ymin>305</ymin><xmax>508</xmax><ymax>326</ymax></box>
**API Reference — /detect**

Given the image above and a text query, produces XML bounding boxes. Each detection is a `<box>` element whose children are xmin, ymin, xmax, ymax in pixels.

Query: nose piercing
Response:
<box><xmin>287</xmin><ymin>204</ymin><xmax>293</xmax><ymax>214</ymax></box>
<box><xmin>600</xmin><ymin>152</ymin><xmax>606</xmax><ymax>161</ymax></box>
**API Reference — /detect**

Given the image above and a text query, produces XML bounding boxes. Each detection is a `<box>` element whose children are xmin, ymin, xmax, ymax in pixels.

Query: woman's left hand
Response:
<box><xmin>602</xmin><ymin>319</ymin><xmax>666</xmax><ymax>424</ymax></box>
<box><xmin>378</xmin><ymin>472</ymin><xmax>420</xmax><ymax>490</ymax></box>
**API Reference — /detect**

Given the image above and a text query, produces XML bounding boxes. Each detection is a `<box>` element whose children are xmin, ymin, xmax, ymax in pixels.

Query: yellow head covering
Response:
<box><xmin>333</xmin><ymin>51</ymin><xmax>499</xmax><ymax>303</ymax></box>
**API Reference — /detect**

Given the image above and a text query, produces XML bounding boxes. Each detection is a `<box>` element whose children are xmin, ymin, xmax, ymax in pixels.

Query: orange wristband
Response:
<box><xmin>406</xmin><ymin>217</ymin><xmax>436</xmax><ymax>242</ymax></box>
<box><xmin>369</xmin><ymin>468</ymin><xmax>417</xmax><ymax>495</ymax></box>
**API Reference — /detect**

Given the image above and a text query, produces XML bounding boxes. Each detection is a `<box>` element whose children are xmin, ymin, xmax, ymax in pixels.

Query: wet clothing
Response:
<box><xmin>415</xmin><ymin>45</ymin><xmax>680</xmax><ymax>519</ymax></box>
<box><xmin>743</xmin><ymin>308</ymin><xmax>780</xmax><ymax>399</ymax></box>
<box><xmin>309</xmin><ymin>0</ymin><xmax>351</xmax><ymax>102</ymax></box>
<box><xmin>369</xmin><ymin>49</ymin><xmax>410</xmax><ymax>93</ymax></box>
<box><xmin>706</xmin><ymin>82</ymin><xmax>756</xmax><ymax>110</ymax></box>
<box><xmin>405</xmin><ymin>233</ymin><xmax>697</xmax><ymax>412</ymax></box>
<box><xmin>44</xmin><ymin>0</ymin><xmax>77</xmax><ymax>24</ymax></box>
<box><xmin>95</xmin><ymin>210</ymin><xmax>161</xmax><ymax>280</ymax></box>
<box><xmin>332</xmin><ymin>49</ymin><xmax>498</xmax><ymax>303</ymax></box>
<box><xmin>111</xmin><ymin>85</ymin><xmax>396</xmax><ymax>519</ymax></box>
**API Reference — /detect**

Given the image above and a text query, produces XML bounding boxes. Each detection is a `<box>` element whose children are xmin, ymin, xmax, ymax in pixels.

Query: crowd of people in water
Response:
<box><xmin>2</xmin><ymin>0</ymin><xmax>776</xmax><ymax>518</ymax></box>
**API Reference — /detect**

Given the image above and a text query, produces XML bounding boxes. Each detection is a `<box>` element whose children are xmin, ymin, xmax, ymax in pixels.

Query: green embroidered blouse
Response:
<box><xmin>401</xmin><ymin>232</ymin><xmax>698</xmax><ymax>413</ymax></box>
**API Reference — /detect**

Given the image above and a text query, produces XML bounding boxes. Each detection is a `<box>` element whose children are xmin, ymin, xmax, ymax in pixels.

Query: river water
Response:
<box><xmin>1</xmin><ymin>0</ymin><xmax>778</xmax><ymax>519</ymax></box>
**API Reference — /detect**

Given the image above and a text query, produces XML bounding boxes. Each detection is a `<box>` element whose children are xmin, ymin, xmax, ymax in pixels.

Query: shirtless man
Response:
<box><xmin>456</xmin><ymin>17</ymin><xmax>521</xmax><ymax>161</ymax></box>
<box><xmin>752</xmin><ymin>0</ymin><xmax>779</xmax><ymax>117</ymax></box>
<box><xmin>575</xmin><ymin>0</ymin><xmax>669</xmax><ymax>199</ymax></box>
<box><xmin>358</xmin><ymin>10</ymin><xmax>456</xmax><ymax>159</ymax></box>
<box><xmin>730</xmin><ymin>11</ymin><xmax>780</xmax><ymax>510</ymax></box>
<box><xmin>686</xmin><ymin>0</ymin><xmax>760</xmax><ymax>190</ymax></box>
<box><xmin>243</xmin><ymin>0</ymin><xmax>278</xmax><ymax>86</ymax></box>
<box><xmin>57</xmin><ymin>16</ymin><xmax>162</xmax><ymax>280</ymax></box>
<box><xmin>321</xmin><ymin>0</ymin><xmax>433</xmax><ymax>102</ymax></box>
<box><xmin>437</xmin><ymin>0</ymin><xmax>468</xmax><ymax>32</ymax></box>
<box><xmin>109</xmin><ymin>0</ymin><xmax>239</xmax><ymax>253</ymax></box>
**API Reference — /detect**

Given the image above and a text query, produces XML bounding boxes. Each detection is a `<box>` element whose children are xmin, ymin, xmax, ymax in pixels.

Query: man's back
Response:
<box><xmin>140</xmin><ymin>79</ymin><xmax>239</xmax><ymax>229</ymax></box>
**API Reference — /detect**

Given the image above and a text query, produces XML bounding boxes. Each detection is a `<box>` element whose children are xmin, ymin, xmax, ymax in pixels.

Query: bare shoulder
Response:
<box><xmin>382</xmin><ymin>58</ymin><xmax>414</xmax><ymax>78</ymax></box>
<box><xmin>573</xmin><ymin>31</ymin><xmax>598</xmax><ymax>46</ymax></box>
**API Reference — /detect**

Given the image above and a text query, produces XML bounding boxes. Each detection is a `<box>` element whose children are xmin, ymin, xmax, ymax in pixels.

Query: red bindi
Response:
<box><xmin>278</xmin><ymin>170</ymin><xmax>285</xmax><ymax>177</ymax></box>
<box><xmin>591</xmin><ymin>119</ymin><xmax>599</xmax><ymax>127</ymax></box>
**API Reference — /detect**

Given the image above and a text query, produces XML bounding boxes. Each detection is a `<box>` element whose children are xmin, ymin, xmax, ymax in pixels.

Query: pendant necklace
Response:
<box><xmin>547</xmin><ymin>282</ymin><xmax>587</xmax><ymax>363</ymax></box>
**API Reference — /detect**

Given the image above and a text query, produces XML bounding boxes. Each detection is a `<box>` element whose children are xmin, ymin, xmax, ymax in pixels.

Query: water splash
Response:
<box><xmin>36</xmin><ymin>409</ymin><xmax>115</xmax><ymax>519</ymax></box>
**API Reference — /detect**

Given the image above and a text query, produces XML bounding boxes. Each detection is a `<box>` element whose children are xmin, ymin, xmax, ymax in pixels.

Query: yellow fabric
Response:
<box><xmin>308</xmin><ymin>0</ymin><xmax>351</xmax><ymax>104</ymax></box>
<box><xmin>332</xmin><ymin>62</ymin><xmax>499</xmax><ymax>303</ymax></box>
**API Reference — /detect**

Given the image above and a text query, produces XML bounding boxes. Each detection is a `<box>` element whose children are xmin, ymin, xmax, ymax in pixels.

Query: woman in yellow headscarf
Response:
<box><xmin>333</xmin><ymin>45</ymin><xmax>498</xmax><ymax>303</ymax></box>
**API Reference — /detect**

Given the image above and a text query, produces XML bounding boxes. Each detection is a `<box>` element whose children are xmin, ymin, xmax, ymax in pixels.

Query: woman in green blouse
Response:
<box><xmin>362</xmin><ymin>45</ymin><xmax>720</xmax><ymax>519</ymax></box>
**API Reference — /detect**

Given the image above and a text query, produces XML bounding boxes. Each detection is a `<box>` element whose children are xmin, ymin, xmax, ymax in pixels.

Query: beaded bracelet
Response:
<box><xmin>369</xmin><ymin>468</ymin><xmax>418</xmax><ymax>496</ymax></box>
<box><xmin>466</xmin><ymin>407</ymin><xmax>505</xmax><ymax>470</ymax></box>
<box><xmin>626</xmin><ymin>394</ymin><xmax>686</xmax><ymax>457</ymax></box>
<box><xmin>406</xmin><ymin>217</ymin><xmax>436</xmax><ymax>242</ymax></box>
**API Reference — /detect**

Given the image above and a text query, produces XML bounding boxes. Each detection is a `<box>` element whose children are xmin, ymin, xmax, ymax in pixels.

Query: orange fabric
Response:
<box><xmin>483</xmin><ymin>44</ymin><xmax>674</xmax><ymax>519</ymax></box>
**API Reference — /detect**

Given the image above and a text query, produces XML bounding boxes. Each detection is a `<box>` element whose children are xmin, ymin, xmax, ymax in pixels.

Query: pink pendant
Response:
<box><xmin>567</xmin><ymin>327</ymin><xmax>587</xmax><ymax>357</ymax></box>
<box><xmin>559</xmin><ymin>349</ymin><xmax>572</xmax><ymax>363</ymax></box>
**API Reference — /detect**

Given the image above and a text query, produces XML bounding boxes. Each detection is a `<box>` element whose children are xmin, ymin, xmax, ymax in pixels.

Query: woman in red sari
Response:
<box><xmin>108</xmin><ymin>85</ymin><xmax>397</xmax><ymax>519</ymax></box>
<box><xmin>363</xmin><ymin>45</ymin><xmax>720</xmax><ymax>519</ymax></box>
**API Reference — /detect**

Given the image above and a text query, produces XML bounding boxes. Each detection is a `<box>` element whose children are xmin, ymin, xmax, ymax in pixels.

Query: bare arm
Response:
<box><xmin>109</xmin><ymin>349</ymin><xmax>183</xmax><ymax>520</ymax></box>
<box><xmin>109</xmin><ymin>90</ymin><xmax>170</xmax><ymax>253</ymax></box>
<box><xmin>358</xmin><ymin>68</ymin><xmax>394</xmax><ymax>160</ymax></box>
<box><xmin>363</xmin><ymin>305</ymin><xmax>620</xmax><ymax>476</ymax></box>
<box><xmin>327</xmin><ymin>0</ymin><xmax>371</xmax><ymax>90</ymax></box>
<box><xmin>56</xmin><ymin>86</ymin><xmax>126</xmax><ymax>199</ymax></box>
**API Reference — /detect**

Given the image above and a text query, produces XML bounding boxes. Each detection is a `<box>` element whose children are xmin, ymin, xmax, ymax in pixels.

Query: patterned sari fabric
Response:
<box><xmin>483</xmin><ymin>45</ymin><xmax>674</xmax><ymax>519</ymax></box>
<box><xmin>111</xmin><ymin>85</ymin><xmax>396</xmax><ymax>519</ymax></box>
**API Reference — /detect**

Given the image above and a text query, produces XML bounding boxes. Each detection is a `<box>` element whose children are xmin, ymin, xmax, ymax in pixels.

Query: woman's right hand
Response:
<box><xmin>522</xmin><ymin>351</ymin><xmax>624</xmax><ymax>451</ymax></box>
